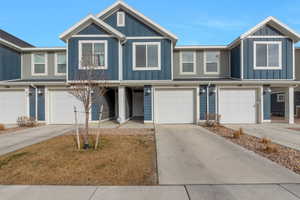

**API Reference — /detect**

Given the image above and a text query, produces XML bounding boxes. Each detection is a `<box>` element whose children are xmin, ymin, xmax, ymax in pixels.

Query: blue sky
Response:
<box><xmin>1</xmin><ymin>0</ymin><xmax>300</xmax><ymax>47</ymax></box>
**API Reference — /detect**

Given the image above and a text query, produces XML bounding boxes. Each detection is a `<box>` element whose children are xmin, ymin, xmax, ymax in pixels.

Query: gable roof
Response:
<box><xmin>59</xmin><ymin>14</ymin><xmax>126</xmax><ymax>42</ymax></box>
<box><xmin>96</xmin><ymin>1</ymin><xmax>178</xmax><ymax>42</ymax></box>
<box><xmin>229</xmin><ymin>16</ymin><xmax>300</xmax><ymax>48</ymax></box>
<box><xmin>0</xmin><ymin>29</ymin><xmax>34</xmax><ymax>49</ymax></box>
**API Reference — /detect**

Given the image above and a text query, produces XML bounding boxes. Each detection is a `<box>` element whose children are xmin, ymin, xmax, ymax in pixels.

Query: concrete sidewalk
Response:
<box><xmin>0</xmin><ymin>125</ymin><xmax>72</xmax><ymax>156</ymax></box>
<box><xmin>0</xmin><ymin>184</ymin><xmax>299</xmax><ymax>200</ymax></box>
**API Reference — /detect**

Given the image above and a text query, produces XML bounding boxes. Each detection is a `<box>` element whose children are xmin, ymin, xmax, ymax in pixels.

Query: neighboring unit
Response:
<box><xmin>0</xmin><ymin>1</ymin><xmax>300</xmax><ymax>125</ymax></box>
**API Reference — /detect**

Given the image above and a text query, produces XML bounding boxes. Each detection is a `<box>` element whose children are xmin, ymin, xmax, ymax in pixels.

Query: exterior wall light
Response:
<box><xmin>264</xmin><ymin>87</ymin><xmax>272</xmax><ymax>93</ymax></box>
<box><xmin>200</xmin><ymin>88</ymin><xmax>206</xmax><ymax>94</ymax></box>
<box><xmin>145</xmin><ymin>88</ymin><xmax>151</xmax><ymax>95</ymax></box>
<box><xmin>210</xmin><ymin>87</ymin><xmax>217</xmax><ymax>94</ymax></box>
<box><xmin>38</xmin><ymin>89</ymin><xmax>43</xmax><ymax>95</ymax></box>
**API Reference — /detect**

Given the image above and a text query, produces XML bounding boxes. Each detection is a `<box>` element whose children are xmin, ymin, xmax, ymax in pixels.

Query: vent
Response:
<box><xmin>117</xmin><ymin>11</ymin><xmax>125</xmax><ymax>27</ymax></box>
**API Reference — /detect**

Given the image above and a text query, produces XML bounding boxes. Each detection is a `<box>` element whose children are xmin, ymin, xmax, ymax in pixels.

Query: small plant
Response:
<box><xmin>204</xmin><ymin>114</ymin><xmax>221</xmax><ymax>128</ymax></box>
<box><xmin>232</xmin><ymin>128</ymin><xmax>244</xmax><ymax>139</ymax></box>
<box><xmin>0</xmin><ymin>124</ymin><xmax>5</xmax><ymax>131</ymax></box>
<box><xmin>260</xmin><ymin>137</ymin><xmax>271</xmax><ymax>144</ymax></box>
<box><xmin>264</xmin><ymin>143</ymin><xmax>279</xmax><ymax>154</ymax></box>
<box><xmin>17</xmin><ymin>116</ymin><xmax>37</xmax><ymax>127</ymax></box>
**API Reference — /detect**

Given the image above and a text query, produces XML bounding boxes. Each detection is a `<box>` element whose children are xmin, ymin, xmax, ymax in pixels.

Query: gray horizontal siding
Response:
<box><xmin>230</xmin><ymin>44</ymin><xmax>241</xmax><ymax>79</ymax></box>
<box><xmin>243</xmin><ymin>38</ymin><xmax>293</xmax><ymax>79</ymax></box>
<box><xmin>123</xmin><ymin>39</ymin><xmax>171</xmax><ymax>80</ymax></box>
<box><xmin>173</xmin><ymin>50</ymin><xmax>230</xmax><ymax>79</ymax></box>
<box><xmin>104</xmin><ymin>9</ymin><xmax>162</xmax><ymax>37</ymax></box>
<box><xmin>68</xmin><ymin>37</ymin><xmax>119</xmax><ymax>80</ymax></box>
<box><xmin>0</xmin><ymin>44</ymin><xmax>21</xmax><ymax>81</ymax></box>
<box><xmin>252</xmin><ymin>25</ymin><xmax>283</xmax><ymax>36</ymax></box>
<box><xmin>22</xmin><ymin>51</ymin><xmax>66</xmax><ymax>80</ymax></box>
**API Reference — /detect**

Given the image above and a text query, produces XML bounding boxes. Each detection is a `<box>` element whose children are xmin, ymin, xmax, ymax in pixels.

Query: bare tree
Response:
<box><xmin>69</xmin><ymin>54</ymin><xmax>107</xmax><ymax>149</ymax></box>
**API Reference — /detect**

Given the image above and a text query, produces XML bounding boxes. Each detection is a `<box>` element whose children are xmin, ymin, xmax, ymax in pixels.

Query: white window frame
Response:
<box><xmin>78</xmin><ymin>40</ymin><xmax>108</xmax><ymax>70</ymax></box>
<box><xmin>179</xmin><ymin>51</ymin><xmax>196</xmax><ymax>75</ymax></box>
<box><xmin>253</xmin><ymin>41</ymin><xmax>282</xmax><ymax>70</ymax></box>
<box><xmin>54</xmin><ymin>52</ymin><xmax>67</xmax><ymax>76</ymax></box>
<box><xmin>132</xmin><ymin>42</ymin><xmax>161</xmax><ymax>71</ymax></box>
<box><xmin>277</xmin><ymin>93</ymin><xmax>285</xmax><ymax>102</ymax></box>
<box><xmin>31</xmin><ymin>53</ymin><xmax>48</xmax><ymax>76</ymax></box>
<box><xmin>204</xmin><ymin>51</ymin><xmax>220</xmax><ymax>75</ymax></box>
<box><xmin>117</xmin><ymin>11</ymin><xmax>125</xmax><ymax>27</ymax></box>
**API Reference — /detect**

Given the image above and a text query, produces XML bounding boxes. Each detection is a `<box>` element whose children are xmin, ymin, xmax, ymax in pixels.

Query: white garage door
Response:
<box><xmin>0</xmin><ymin>90</ymin><xmax>26</xmax><ymax>124</ymax></box>
<box><xmin>155</xmin><ymin>89</ymin><xmax>195</xmax><ymax>124</ymax></box>
<box><xmin>49</xmin><ymin>90</ymin><xmax>85</xmax><ymax>124</ymax></box>
<box><xmin>219</xmin><ymin>89</ymin><xmax>257</xmax><ymax>124</ymax></box>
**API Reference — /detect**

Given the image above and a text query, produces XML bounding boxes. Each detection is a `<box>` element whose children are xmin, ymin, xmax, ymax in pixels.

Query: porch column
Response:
<box><xmin>285</xmin><ymin>86</ymin><xmax>294</xmax><ymax>124</ymax></box>
<box><xmin>118</xmin><ymin>86</ymin><xmax>126</xmax><ymax>124</ymax></box>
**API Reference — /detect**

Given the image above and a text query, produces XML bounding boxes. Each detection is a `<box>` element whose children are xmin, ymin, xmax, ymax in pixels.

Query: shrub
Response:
<box><xmin>0</xmin><ymin>124</ymin><xmax>5</xmax><ymax>131</ymax></box>
<box><xmin>17</xmin><ymin>116</ymin><xmax>37</xmax><ymax>127</ymax></box>
<box><xmin>232</xmin><ymin>128</ymin><xmax>244</xmax><ymax>139</ymax></box>
<box><xmin>204</xmin><ymin>114</ymin><xmax>222</xmax><ymax>128</ymax></box>
<box><xmin>260</xmin><ymin>137</ymin><xmax>271</xmax><ymax>144</ymax></box>
<box><xmin>264</xmin><ymin>143</ymin><xmax>279</xmax><ymax>154</ymax></box>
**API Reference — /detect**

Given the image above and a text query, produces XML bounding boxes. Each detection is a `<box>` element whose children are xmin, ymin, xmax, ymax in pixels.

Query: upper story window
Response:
<box><xmin>117</xmin><ymin>11</ymin><xmax>125</xmax><ymax>27</ymax></box>
<box><xmin>254</xmin><ymin>41</ymin><xmax>282</xmax><ymax>70</ymax></box>
<box><xmin>79</xmin><ymin>40</ymin><xmax>107</xmax><ymax>69</ymax></box>
<box><xmin>133</xmin><ymin>42</ymin><xmax>161</xmax><ymax>71</ymax></box>
<box><xmin>180</xmin><ymin>51</ymin><xmax>196</xmax><ymax>74</ymax></box>
<box><xmin>32</xmin><ymin>53</ymin><xmax>47</xmax><ymax>76</ymax></box>
<box><xmin>55</xmin><ymin>53</ymin><xmax>66</xmax><ymax>75</ymax></box>
<box><xmin>204</xmin><ymin>51</ymin><xmax>220</xmax><ymax>74</ymax></box>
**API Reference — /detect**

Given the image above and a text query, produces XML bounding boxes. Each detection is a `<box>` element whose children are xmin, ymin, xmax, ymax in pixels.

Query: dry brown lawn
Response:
<box><xmin>0</xmin><ymin>132</ymin><xmax>157</xmax><ymax>185</ymax></box>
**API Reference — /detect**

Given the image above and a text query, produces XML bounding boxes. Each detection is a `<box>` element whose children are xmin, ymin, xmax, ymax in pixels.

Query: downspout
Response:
<box><xmin>31</xmin><ymin>84</ymin><xmax>38</xmax><ymax>121</ymax></box>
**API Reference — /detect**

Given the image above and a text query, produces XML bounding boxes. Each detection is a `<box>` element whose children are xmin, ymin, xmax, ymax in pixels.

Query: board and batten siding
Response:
<box><xmin>123</xmin><ymin>39</ymin><xmax>172</xmax><ymax>80</ymax></box>
<box><xmin>173</xmin><ymin>50</ymin><xmax>230</xmax><ymax>79</ymax></box>
<box><xmin>252</xmin><ymin>25</ymin><xmax>284</xmax><ymax>36</ymax></box>
<box><xmin>243</xmin><ymin>38</ymin><xmax>293</xmax><ymax>79</ymax></box>
<box><xmin>103</xmin><ymin>9</ymin><xmax>162</xmax><ymax>37</ymax></box>
<box><xmin>144</xmin><ymin>85</ymin><xmax>152</xmax><ymax>121</ymax></box>
<box><xmin>68</xmin><ymin>37</ymin><xmax>119</xmax><ymax>81</ymax></box>
<box><xmin>230</xmin><ymin>44</ymin><xmax>241</xmax><ymax>79</ymax></box>
<box><xmin>29</xmin><ymin>86</ymin><xmax>45</xmax><ymax>121</ymax></box>
<box><xmin>295</xmin><ymin>49</ymin><xmax>300</xmax><ymax>81</ymax></box>
<box><xmin>0</xmin><ymin>44</ymin><xmax>21</xmax><ymax>81</ymax></box>
<box><xmin>22</xmin><ymin>51</ymin><xmax>66</xmax><ymax>80</ymax></box>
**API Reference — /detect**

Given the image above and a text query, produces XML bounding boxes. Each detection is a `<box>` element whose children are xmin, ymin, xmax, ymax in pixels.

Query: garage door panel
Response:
<box><xmin>155</xmin><ymin>89</ymin><xmax>195</xmax><ymax>124</ymax></box>
<box><xmin>219</xmin><ymin>89</ymin><xmax>257</xmax><ymax>124</ymax></box>
<box><xmin>0</xmin><ymin>91</ymin><xmax>26</xmax><ymax>124</ymax></box>
<box><xmin>50</xmin><ymin>91</ymin><xmax>85</xmax><ymax>124</ymax></box>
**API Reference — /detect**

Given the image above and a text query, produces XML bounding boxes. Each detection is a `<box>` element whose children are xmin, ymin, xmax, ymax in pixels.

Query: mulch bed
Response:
<box><xmin>203</xmin><ymin>125</ymin><xmax>300</xmax><ymax>175</ymax></box>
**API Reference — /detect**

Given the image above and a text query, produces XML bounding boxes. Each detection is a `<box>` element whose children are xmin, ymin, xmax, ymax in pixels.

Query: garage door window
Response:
<box><xmin>180</xmin><ymin>51</ymin><xmax>196</xmax><ymax>74</ymax></box>
<box><xmin>204</xmin><ymin>51</ymin><xmax>219</xmax><ymax>74</ymax></box>
<box><xmin>32</xmin><ymin>53</ymin><xmax>47</xmax><ymax>75</ymax></box>
<box><xmin>133</xmin><ymin>42</ymin><xmax>161</xmax><ymax>70</ymax></box>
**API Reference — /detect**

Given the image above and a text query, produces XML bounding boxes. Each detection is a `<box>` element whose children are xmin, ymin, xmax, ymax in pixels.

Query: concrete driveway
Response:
<box><xmin>0</xmin><ymin>125</ymin><xmax>72</xmax><ymax>156</ymax></box>
<box><xmin>226</xmin><ymin>124</ymin><xmax>300</xmax><ymax>151</ymax></box>
<box><xmin>156</xmin><ymin>125</ymin><xmax>300</xmax><ymax>185</ymax></box>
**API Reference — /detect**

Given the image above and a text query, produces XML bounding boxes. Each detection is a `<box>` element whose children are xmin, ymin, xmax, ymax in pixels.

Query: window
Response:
<box><xmin>254</xmin><ymin>41</ymin><xmax>282</xmax><ymax>69</ymax></box>
<box><xmin>180</xmin><ymin>51</ymin><xmax>196</xmax><ymax>74</ymax></box>
<box><xmin>117</xmin><ymin>11</ymin><xmax>125</xmax><ymax>27</ymax></box>
<box><xmin>32</xmin><ymin>53</ymin><xmax>47</xmax><ymax>75</ymax></box>
<box><xmin>204</xmin><ymin>51</ymin><xmax>220</xmax><ymax>74</ymax></box>
<box><xmin>277</xmin><ymin>94</ymin><xmax>285</xmax><ymax>102</ymax></box>
<box><xmin>55</xmin><ymin>53</ymin><xmax>66</xmax><ymax>75</ymax></box>
<box><xmin>133</xmin><ymin>42</ymin><xmax>161</xmax><ymax>70</ymax></box>
<box><xmin>79</xmin><ymin>40</ymin><xmax>107</xmax><ymax>69</ymax></box>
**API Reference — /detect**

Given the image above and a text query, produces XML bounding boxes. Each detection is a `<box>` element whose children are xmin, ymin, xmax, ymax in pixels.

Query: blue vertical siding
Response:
<box><xmin>104</xmin><ymin>9</ymin><xmax>162</xmax><ymax>37</ymax></box>
<box><xmin>37</xmin><ymin>86</ymin><xmax>45</xmax><ymax>121</ymax></box>
<box><xmin>68</xmin><ymin>37</ymin><xmax>119</xmax><ymax>80</ymax></box>
<box><xmin>123</xmin><ymin>39</ymin><xmax>172</xmax><ymax>80</ymax></box>
<box><xmin>263</xmin><ymin>88</ymin><xmax>271</xmax><ymax>120</ymax></box>
<box><xmin>230</xmin><ymin>44</ymin><xmax>241</xmax><ymax>79</ymax></box>
<box><xmin>144</xmin><ymin>85</ymin><xmax>152</xmax><ymax>121</ymax></box>
<box><xmin>209</xmin><ymin>86</ymin><xmax>216</xmax><ymax>114</ymax></box>
<box><xmin>77</xmin><ymin>23</ymin><xmax>109</xmax><ymax>35</ymax></box>
<box><xmin>243</xmin><ymin>38</ymin><xmax>293</xmax><ymax>79</ymax></box>
<box><xmin>252</xmin><ymin>25</ymin><xmax>283</xmax><ymax>36</ymax></box>
<box><xmin>0</xmin><ymin>44</ymin><xmax>21</xmax><ymax>81</ymax></box>
<box><xmin>29</xmin><ymin>87</ymin><xmax>36</xmax><ymax>119</ymax></box>
<box><xmin>200</xmin><ymin>85</ymin><xmax>207</xmax><ymax>120</ymax></box>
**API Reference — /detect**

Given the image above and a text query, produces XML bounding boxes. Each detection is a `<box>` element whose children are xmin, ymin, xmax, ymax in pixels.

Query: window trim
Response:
<box><xmin>31</xmin><ymin>53</ymin><xmax>48</xmax><ymax>76</ymax></box>
<box><xmin>253</xmin><ymin>41</ymin><xmax>282</xmax><ymax>70</ymax></box>
<box><xmin>54</xmin><ymin>52</ymin><xmax>67</xmax><ymax>76</ymax></box>
<box><xmin>78</xmin><ymin>40</ymin><xmax>108</xmax><ymax>70</ymax></box>
<box><xmin>204</xmin><ymin>51</ymin><xmax>220</xmax><ymax>75</ymax></box>
<box><xmin>277</xmin><ymin>94</ymin><xmax>285</xmax><ymax>102</ymax></box>
<box><xmin>179</xmin><ymin>51</ymin><xmax>196</xmax><ymax>75</ymax></box>
<box><xmin>132</xmin><ymin>42</ymin><xmax>161</xmax><ymax>71</ymax></box>
<box><xmin>117</xmin><ymin>11</ymin><xmax>125</xmax><ymax>27</ymax></box>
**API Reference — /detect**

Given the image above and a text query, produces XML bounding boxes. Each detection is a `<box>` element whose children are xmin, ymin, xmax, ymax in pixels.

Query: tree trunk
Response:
<box><xmin>83</xmin><ymin>111</ymin><xmax>89</xmax><ymax>149</ymax></box>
